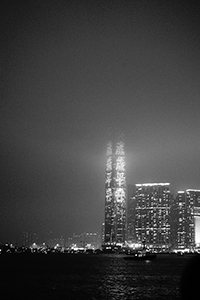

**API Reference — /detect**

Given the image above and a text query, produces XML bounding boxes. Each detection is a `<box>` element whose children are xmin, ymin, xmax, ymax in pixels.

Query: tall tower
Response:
<box><xmin>104</xmin><ymin>133</ymin><xmax>126</xmax><ymax>245</ymax></box>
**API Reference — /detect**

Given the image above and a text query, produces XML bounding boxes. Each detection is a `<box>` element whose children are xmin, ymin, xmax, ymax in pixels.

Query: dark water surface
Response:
<box><xmin>0</xmin><ymin>253</ymin><xmax>189</xmax><ymax>299</ymax></box>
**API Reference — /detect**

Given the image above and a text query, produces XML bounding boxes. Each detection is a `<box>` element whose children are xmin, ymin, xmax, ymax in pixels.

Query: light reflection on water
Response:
<box><xmin>90</xmin><ymin>254</ymin><xmax>183</xmax><ymax>300</ymax></box>
<box><xmin>1</xmin><ymin>253</ymin><xmax>187</xmax><ymax>299</ymax></box>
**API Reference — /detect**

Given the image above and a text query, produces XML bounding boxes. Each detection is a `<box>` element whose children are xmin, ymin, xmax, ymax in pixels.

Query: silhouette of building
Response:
<box><xmin>104</xmin><ymin>133</ymin><xmax>126</xmax><ymax>245</ymax></box>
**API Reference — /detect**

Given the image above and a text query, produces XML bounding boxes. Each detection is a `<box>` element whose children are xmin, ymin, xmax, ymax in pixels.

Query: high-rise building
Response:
<box><xmin>186</xmin><ymin>189</ymin><xmax>200</xmax><ymax>248</ymax></box>
<box><xmin>171</xmin><ymin>191</ymin><xmax>187</xmax><ymax>249</ymax></box>
<box><xmin>134</xmin><ymin>183</ymin><xmax>171</xmax><ymax>251</ymax></box>
<box><xmin>171</xmin><ymin>189</ymin><xmax>200</xmax><ymax>250</ymax></box>
<box><xmin>126</xmin><ymin>184</ymin><xmax>136</xmax><ymax>242</ymax></box>
<box><xmin>104</xmin><ymin>133</ymin><xmax>126</xmax><ymax>245</ymax></box>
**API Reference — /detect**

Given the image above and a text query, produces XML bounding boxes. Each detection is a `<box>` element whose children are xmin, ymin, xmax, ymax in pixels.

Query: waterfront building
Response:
<box><xmin>171</xmin><ymin>191</ymin><xmax>187</xmax><ymax>249</ymax></box>
<box><xmin>170</xmin><ymin>189</ymin><xmax>200</xmax><ymax>250</ymax></box>
<box><xmin>134</xmin><ymin>183</ymin><xmax>171</xmax><ymax>251</ymax></box>
<box><xmin>66</xmin><ymin>233</ymin><xmax>101</xmax><ymax>249</ymax></box>
<box><xmin>186</xmin><ymin>189</ymin><xmax>200</xmax><ymax>248</ymax></box>
<box><xmin>101</xmin><ymin>223</ymin><xmax>105</xmax><ymax>245</ymax></box>
<box><xmin>126</xmin><ymin>184</ymin><xmax>136</xmax><ymax>242</ymax></box>
<box><xmin>104</xmin><ymin>133</ymin><xmax>126</xmax><ymax>245</ymax></box>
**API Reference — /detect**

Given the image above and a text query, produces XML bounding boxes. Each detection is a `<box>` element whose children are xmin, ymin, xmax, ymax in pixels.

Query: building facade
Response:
<box><xmin>134</xmin><ymin>183</ymin><xmax>171</xmax><ymax>251</ymax></box>
<box><xmin>104</xmin><ymin>134</ymin><xmax>126</xmax><ymax>245</ymax></box>
<box><xmin>171</xmin><ymin>191</ymin><xmax>187</xmax><ymax>249</ymax></box>
<box><xmin>126</xmin><ymin>184</ymin><xmax>136</xmax><ymax>242</ymax></box>
<box><xmin>186</xmin><ymin>189</ymin><xmax>200</xmax><ymax>248</ymax></box>
<box><xmin>171</xmin><ymin>189</ymin><xmax>200</xmax><ymax>250</ymax></box>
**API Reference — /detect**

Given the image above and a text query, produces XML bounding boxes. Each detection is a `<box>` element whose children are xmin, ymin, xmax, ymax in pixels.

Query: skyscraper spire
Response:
<box><xmin>104</xmin><ymin>132</ymin><xmax>126</xmax><ymax>245</ymax></box>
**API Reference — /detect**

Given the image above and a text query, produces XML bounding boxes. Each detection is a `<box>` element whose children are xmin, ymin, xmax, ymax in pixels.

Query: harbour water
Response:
<box><xmin>1</xmin><ymin>253</ymin><xmax>190</xmax><ymax>299</ymax></box>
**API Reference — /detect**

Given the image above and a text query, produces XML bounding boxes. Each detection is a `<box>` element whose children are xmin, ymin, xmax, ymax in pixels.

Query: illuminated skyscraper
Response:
<box><xmin>126</xmin><ymin>184</ymin><xmax>136</xmax><ymax>242</ymax></box>
<box><xmin>171</xmin><ymin>191</ymin><xmax>187</xmax><ymax>249</ymax></box>
<box><xmin>170</xmin><ymin>189</ymin><xmax>200</xmax><ymax>250</ymax></box>
<box><xmin>104</xmin><ymin>133</ymin><xmax>126</xmax><ymax>245</ymax></box>
<box><xmin>186</xmin><ymin>189</ymin><xmax>200</xmax><ymax>248</ymax></box>
<box><xmin>134</xmin><ymin>183</ymin><xmax>171</xmax><ymax>251</ymax></box>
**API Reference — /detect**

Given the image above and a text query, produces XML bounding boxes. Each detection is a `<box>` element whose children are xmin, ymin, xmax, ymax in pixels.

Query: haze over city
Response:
<box><xmin>1</xmin><ymin>0</ymin><xmax>200</xmax><ymax>244</ymax></box>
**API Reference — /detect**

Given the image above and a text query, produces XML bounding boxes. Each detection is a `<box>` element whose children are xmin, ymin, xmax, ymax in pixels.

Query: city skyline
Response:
<box><xmin>126</xmin><ymin>183</ymin><xmax>200</xmax><ymax>251</ymax></box>
<box><xmin>17</xmin><ymin>184</ymin><xmax>200</xmax><ymax>249</ymax></box>
<box><xmin>1</xmin><ymin>1</ymin><xmax>200</xmax><ymax>244</ymax></box>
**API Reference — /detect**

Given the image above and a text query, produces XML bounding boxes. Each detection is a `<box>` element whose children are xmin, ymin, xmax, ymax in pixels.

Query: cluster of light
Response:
<box><xmin>71</xmin><ymin>245</ymin><xmax>85</xmax><ymax>251</ymax></box>
<box><xmin>173</xmin><ymin>248</ymin><xmax>196</xmax><ymax>253</ymax></box>
<box><xmin>115</xmin><ymin>141</ymin><xmax>125</xmax><ymax>155</ymax></box>
<box><xmin>126</xmin><ymin>241</ymin><xmax>143</xmax><ymax>249</ymax></box>
<box><xmin>85</xmin><ymin>233</ymin><xmax>97</xmax><ymax>236</ymax></box>
<box><xmin>105</xmin><ymin>188</ymin><xmax>112</xmax><ymax>201</ymax></box>
<box><xmin>54</xmin><ymin>243</ymin><xmax>61</xmax><ymax>249</ymax></box>
<box><xmin>116</xmin><ymin>242</ymin><xmax>123</xmax><ymax>246</ymax></box>
<box><xmin>105</xmin><ymin>173</ymin><xmax>112</xmax><ymax>187</ymax></box>
<box><xmin>114</xmin><ymin>142</ymin><xmax>126</xmax><ymax>192</ymax></box>
<box><xmin>136</xmin><ymin>183</ymin><xmax>170</xmax><ymax>187</ymax></box>
<box><xmin>115</xmin><ymin>172</ymin><xmax>126</xmax><ymax>187</ymax></box>
<box><xmin>136</xmin><ymin>206</ymin><xmax>170</xmax><ymax>210</ymax></box>
<box><xmin>30</xmin><ymin>243</ymin><xmax>38</xmax><ymax>249</ymax></box>
<box><xmin>116</xmin><ymin>156</ymin><xmax>125</xmax><ymax>172</ymax></box>
<box><xmin>115</xmin><ymin>188</ymin><xmax>126</xmax><ymax>202</ymax></box>
<box><xmin>112</xmin><ymin>140</ymin><xmax>126</xmax><ymax>205</ymax></box>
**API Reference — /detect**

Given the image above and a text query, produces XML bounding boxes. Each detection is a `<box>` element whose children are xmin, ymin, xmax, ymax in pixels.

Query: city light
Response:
<box><xmin>135</xmin><ymin>183</ymin><xmax>170</xmax><ymax>187</ymax></box>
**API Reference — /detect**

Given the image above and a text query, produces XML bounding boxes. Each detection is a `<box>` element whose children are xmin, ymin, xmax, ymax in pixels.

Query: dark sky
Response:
<box><xmin>1</xmin><ymin>0</ymin><xmax>200</xmax><ymax>244</ymax></box>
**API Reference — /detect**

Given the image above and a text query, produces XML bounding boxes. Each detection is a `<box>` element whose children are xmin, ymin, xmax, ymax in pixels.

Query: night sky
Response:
<box><xmin>1</xmin><ymin>0</ymin><xmax>200</xmax><ymax>244</ymax></box>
